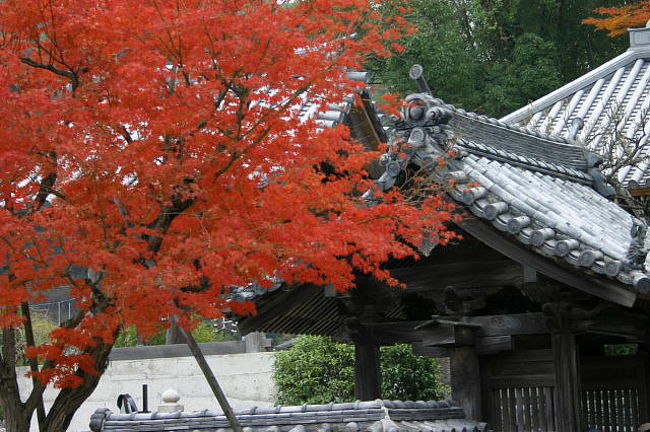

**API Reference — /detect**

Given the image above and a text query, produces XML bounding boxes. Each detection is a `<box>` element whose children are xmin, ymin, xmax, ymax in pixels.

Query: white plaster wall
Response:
<box><xmin>17</xmin><ymin>351</ymin><xmax>277</xmax><ymax>432</ymax></box>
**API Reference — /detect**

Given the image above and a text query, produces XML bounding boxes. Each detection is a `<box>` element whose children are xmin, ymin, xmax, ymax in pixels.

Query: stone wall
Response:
<box><xmin>17</xmin><ymin>343</ymin><xmax>277</xmax><ymax>432</ymax></box>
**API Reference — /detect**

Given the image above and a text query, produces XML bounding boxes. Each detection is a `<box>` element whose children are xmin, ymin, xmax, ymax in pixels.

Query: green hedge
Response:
<box><xmin>273</xmin><ymin>335</ymin><xmax>447</xmax><ymax>404</ymax></box>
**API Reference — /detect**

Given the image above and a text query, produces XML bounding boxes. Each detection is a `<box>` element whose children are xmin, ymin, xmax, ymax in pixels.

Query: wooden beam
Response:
<box><xmin>389</xmin><ymin>260</ymin><xmax>523</xmax><ymax>292</ymax></box>
<box><xmin>420</xmin><ymin>324</ymin><xmax>457</xmax><ymax>346</ymax></box>
<box><xmin>629</xmin><ymin>187</ymin><xmax>650</xmax><ymax>197</ymax></box>
<box><xmin>476</xmin><ymin>336</ymin><xmax>513</xmax><ymax>355</ymax></box>
<box><xmin>412</xmin><ymin>344</ymin><xmax>449</xmax><ymax>357</ymax></box>
<box><xmin>416</xmin><ymin>336</ymin><xmax>513</xmax><ymax>356</ymax></box>
<box><xmin>459</xmin><ymin>218</ymin><xmax>636</xmax><ymax>307</ymax></box>
<box><xmin>586</xmin><ymin>310</ymin><xmax>650</xmax><ymax>341</ymax></box>
<box><xmin>469</xmin><ymin>313</ymin><xmax>547</xmax><ymax>337</ymax></box>
<box><xmin>366</xmin><ymin>313</ymin><xmax>547</xmax><ymax>346</ymax></box>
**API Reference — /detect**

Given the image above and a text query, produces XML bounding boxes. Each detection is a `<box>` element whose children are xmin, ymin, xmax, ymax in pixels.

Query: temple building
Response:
<box><xmin>236</xmin><ymin>57</ymin><xmax>650</xmax><ymax>432</ymax></box>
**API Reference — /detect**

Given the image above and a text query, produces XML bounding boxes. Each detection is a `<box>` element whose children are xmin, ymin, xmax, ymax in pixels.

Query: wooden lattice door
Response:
<box><xmin>581</xmin><ymin>354</ymin><xmax>648</xmax><ymax>432</ymax></box>
<box><xmin>482</xmin><ymin>349</ymin><xmax>557</xmax><ymax>432</ymax></box>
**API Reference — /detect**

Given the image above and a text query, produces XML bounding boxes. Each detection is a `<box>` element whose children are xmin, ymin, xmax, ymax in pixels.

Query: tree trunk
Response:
<box><xmin>40</xmin><ymin>341</ymin><xmax>113</xmax><ymax>432</ymax></box>
<box><xmin>0</xmin><ymin>385</ymin><xmax>29</xmax><ymax>432</ymax></box>
<box><xmin>21</xmin><ymin>303</ymin><xmax>46</xmax><ymax>432</ymax></box>
<box><xmin>0</xmin><ymin>408</ymin><xmax>30</xmax><ymax>432</ymax></box>
<box><xmin>0</xmin><ymin>327</ymin><xmax>31</xmax><ymax>432</ymax></box>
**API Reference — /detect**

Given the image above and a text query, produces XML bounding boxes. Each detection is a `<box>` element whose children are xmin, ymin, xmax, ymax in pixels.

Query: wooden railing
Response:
<box><xmin>487</xmin><ymin>386</ymin><xmax>556</xmax><ymax>431</ymax></box>
<box><xmin>582</xmin><ymin>388</ymin><xmax>640</xmax><ymax>431</ymax></box>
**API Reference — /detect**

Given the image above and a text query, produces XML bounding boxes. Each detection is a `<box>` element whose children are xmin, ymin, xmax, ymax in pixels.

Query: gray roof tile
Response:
<box><xmin>298</xmin><ymin>71</ymin><xmax>370</xmax><ymax>128</ymax></box>
<box><xmin>89</xmin><ymin>400</ymin><xmax>489</xmax><ymax>432</ymax></box>
<box><xmin>502</xmin><ymin>27</ymin><xmax>650</xmax><ymax>188</ymax></box>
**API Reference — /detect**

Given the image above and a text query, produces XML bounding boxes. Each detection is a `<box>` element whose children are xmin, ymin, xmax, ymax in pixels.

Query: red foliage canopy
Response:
<box><xmin>584</xmin><ymin>1</ymin><xmax>650</xmax><ymax>36</ymax></box>
<box><xmin>0</xmin><ymin>0</ymin><xmax>457</xmax><ymax>392</ymax></box>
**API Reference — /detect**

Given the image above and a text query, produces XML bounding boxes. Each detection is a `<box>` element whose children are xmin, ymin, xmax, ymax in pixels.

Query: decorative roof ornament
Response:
<box><xmin>374</xmin><ymin>93</ymin><xmax>454</xmax><ymax>193</ymax></box>
<box><xmin>627</xmin><ymin>219</ymin><xmax>649</xmax><ymax>270</ymax></box>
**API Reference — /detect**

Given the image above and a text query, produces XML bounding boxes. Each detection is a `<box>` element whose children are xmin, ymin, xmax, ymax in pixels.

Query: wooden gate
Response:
<box><xmin>482</xmin><ymin>349</ymin><xmax>556</xmax><ymax>431</ymax></box>
<box><xmin>581</xmin><ymin>354</ymin><xmax>648</xmax><ymax>432</ymax></box>
<box><xmin>482</xmin><ymin>351</ymin><xmax>649</xmax><ymax>431</ymax></box>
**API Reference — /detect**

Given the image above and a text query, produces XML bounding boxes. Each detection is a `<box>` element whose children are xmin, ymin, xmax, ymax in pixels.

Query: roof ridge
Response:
<box><xmin>426</xmin><ymin>96</ymin><xmax>580</xmax><ymax>147</ymax></box>
<box><xmin>395</xmin><ymin>94</ymin><xmax>604</xmax><ymax>186</ymax></box>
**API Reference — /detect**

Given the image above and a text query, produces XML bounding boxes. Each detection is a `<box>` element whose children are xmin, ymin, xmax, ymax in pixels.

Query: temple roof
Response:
<box><xmin>501</xmin><ymin>24</ymin><xmax>650</xmax><ymax>189</ymax></box>
<box><xmin>375</xmin><ymin>90</ymin><xmax>650</xmax><ymax>301</ymax></box>
<box><xmin>88</xmin><ymin>399</ymin><xmax>489</xmax><ymax>432</ymax></box>
<box><xmin>236</xmin><ymin>87</ymin><xmax>649</xmax><ymax>338</ymax></box>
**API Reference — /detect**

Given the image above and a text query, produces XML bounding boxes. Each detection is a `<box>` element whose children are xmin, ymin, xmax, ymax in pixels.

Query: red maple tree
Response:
<box><xmin>584</xmin><ymin>1</ymin><xmax>650</xmax><ymax>36</ymax></box>
<box><xmin>0</xmin><ymin>1</ymin><xmax>457</xmax><ymax>431</ymax></box>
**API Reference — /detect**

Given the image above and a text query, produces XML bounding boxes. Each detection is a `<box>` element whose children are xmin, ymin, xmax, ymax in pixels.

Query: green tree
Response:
<box><xmin>273</xmin><ymin>335</ymin><xmax>447</xmax><ymax>404</ymax></box>
<box><xmin>370</xmin><ymin>0</ymin><xmax>629</xmax><ymax>117</ymax></box>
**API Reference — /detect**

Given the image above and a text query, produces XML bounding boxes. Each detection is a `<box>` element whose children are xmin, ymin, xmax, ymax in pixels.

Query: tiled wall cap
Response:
<box><xmin>358</xmin><ymin>401</ymin><xmax>381</xmax><ymax>409</ymax></box>
<box><xmin>443</xmin><ymin>171</ymin><xmax>468</xmax><ymax>184</ymax></box>
<box><xmin>318</xmin><ymin>110</ymin><xmax>346</xmax><ymax>123</ymax></box>
<box><xmin>345</xmin><ymin>71</ymin><xmax>370</xmax><ymax>82</ymax></box>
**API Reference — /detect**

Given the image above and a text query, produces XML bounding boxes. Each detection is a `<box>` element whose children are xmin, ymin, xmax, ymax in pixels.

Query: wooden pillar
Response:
<box><xmin>343</xmin><ymin>292</ymin><xmax>383</xmax><ymax>401</ymax></box>
<box><xmin>544</xmin><ymin>301</ymin><xmax>583</xmax><ymax>432</ymax></box>
<box><xmin>450</xmin><ymin>346</ymin><xmax>481</xmax><ymax>420</ymax></box>
<box><xmin>551</xmin><ymin>331</ymin><xmax>581</xmax><ymax>432</ymax></box>
<box><xmin>354</xmin><ymin>341</ymin><xmax>381</xmax><ymax>400</ymax></box>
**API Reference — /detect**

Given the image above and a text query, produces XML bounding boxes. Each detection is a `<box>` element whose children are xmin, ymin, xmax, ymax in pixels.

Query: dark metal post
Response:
<box><xmin>141</xmin><ymin>384</ymin><xmax>149</xmax><ymax>413</ymax></box>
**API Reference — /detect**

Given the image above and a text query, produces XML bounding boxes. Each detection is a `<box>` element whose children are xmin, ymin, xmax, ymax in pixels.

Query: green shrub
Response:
<box><xmin>273</xmin><ymin>335</ymin><xmax>447</xmax><ymax>404</ymax></box>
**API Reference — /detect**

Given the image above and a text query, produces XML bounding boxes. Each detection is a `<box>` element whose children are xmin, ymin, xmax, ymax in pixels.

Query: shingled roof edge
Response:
<box><xmin>377</xmin><ymin>93</ymin><xmax>650</xmax><ymax>296</ymax></box>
